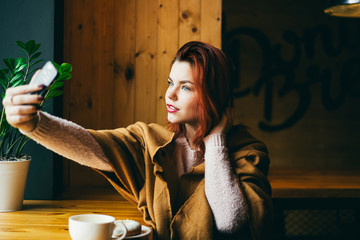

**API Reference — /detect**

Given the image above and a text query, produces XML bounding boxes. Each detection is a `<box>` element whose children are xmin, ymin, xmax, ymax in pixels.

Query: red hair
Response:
<box><xmin>167</xmin><ymin>41</ymin><xmax>233</xmax><ymax>152</ymax></box>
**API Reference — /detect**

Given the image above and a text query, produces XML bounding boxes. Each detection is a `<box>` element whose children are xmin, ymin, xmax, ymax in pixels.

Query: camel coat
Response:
<box><xmin>88</xmin><ymin>122</ymin><xmax>273</xmax><ymax>240</ymax></box>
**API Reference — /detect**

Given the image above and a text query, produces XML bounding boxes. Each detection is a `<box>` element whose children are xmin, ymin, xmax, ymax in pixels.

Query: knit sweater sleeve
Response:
<box><xmin>22</xmin><ymin>111</ymin><xmax>112</xmax><ymax>172</ymax></box>
<box><xmin>204</xmin><ymin>133</ymin><xmax>247</xmax><ymax>234</ymax></box>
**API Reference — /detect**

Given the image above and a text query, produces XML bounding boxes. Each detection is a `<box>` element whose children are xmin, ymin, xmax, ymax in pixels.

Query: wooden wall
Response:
<box><xmin>63</xmin><ymin>0</ymin><xmax>222</xmax><ymax>187</ymax></box>
<box><xmin>222</xmin><ymin>0</ymin><xmax>360</xmax><ymax>171</ymax></box>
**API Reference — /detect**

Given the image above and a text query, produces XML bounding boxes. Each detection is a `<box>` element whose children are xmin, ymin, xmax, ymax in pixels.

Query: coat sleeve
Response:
<box><xmin>228</xmin><ymin>127</ymin><xmax>273</xmax><ymax>240</ymax></box>
<box><xmin>87</xmin><ymin>123</ymin><xmax>148</xmax><ymax>204</ymax></box>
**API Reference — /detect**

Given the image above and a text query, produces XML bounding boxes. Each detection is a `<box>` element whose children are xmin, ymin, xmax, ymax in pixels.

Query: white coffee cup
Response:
<box><xmin>69</xmin><ymin>214</ymin><xmax>127</xmax><ymax>240</ymax></box>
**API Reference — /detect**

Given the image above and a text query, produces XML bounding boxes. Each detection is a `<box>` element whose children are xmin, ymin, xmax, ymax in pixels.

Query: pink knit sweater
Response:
<box><xmin>24</xmin><ymin>111</ymin><xmax>247</xmax><ymax>233</ymax></box>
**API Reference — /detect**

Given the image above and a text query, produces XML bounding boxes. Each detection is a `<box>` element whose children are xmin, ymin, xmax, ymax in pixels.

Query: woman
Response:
<box><xmin>3</xmin><ymin>41</ymin><xmax>273</xmax><ymax>239</ymax></box>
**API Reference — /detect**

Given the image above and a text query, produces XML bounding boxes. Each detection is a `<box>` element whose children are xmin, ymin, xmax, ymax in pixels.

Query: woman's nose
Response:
<box><xmin>166</xmin><ymin>87</ymin><xmax>177</xmax><ymax>101</ymax></box>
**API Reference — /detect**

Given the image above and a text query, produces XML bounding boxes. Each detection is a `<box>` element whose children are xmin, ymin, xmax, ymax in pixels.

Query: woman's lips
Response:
<box><xmin>167</xmin><ymin>104</ymin><xmax>179</xmax><ymax>113</ymax></box>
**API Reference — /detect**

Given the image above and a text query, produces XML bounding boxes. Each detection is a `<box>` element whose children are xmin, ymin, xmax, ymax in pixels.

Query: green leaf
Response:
<box><xmin>16</xmin><ymin>137</ymin><xmax>30</xmax><ymax>158</ymax></box>
<box><xmin>14</xmin><ymin>63</ymin><xmax>27</xmax><ymax>74</ymax></box>
<box><xmin>49</xmin><ymin>82</ymin><xmax>64</xmax><ymax>94</ymax></box>
<box><xmin>0</xmin><ymin>81</ymin><xmax>6</xmax><ymax>91</ymax></box>
<box><xmin>3</xmin><ymin>58</ymin><xmax>16</xmax><ymax>72</ymax></box>
<box><xmin>25</xmin><ymin>40</ymin><xmax>35</xmax><ymax>53</ymax></box>
<box><xmin>15</xmin><ymin>57</ymin><xmax>26</xmax><ymax>69</ymax></box>
<box><xmin>5</xmin><ymin>136</ymin><xmax>23</xmax><ymax>156</ymax></box>
<box><xmin>10</xmin><ymin>72</ymin><xmax>24</xmax><ymax>85</ymax></box>
<box><xmin>0</xmin><ymin>69</ymin><xmax>9</xmax><ymax>81</ymax></box>
<box><xmin>30</xmin><ymin>59</ymin><xmax>44</xmax><ymax>68</ymax></box>
<box><xmin>51</xmin><ymin>61</ymin><xmax>60</xmax><ymax>71</ymax></box>
<box><xmin>10</xmin><ymin>75</ymin><xmax>24</xmax><ymax>86</ymax></box>
<box><xmin>0</xmin><ymin>68</ymin><xmax>9</xmax><ymax>75</ymax></box>
<box><xmin>15</xmin><ymin>41</ymin><xmax>28</xmax><ymax>54</ymax></box>
<box><xmin>30</xmin><ymin>52</ymin><xmax>42</xmax><ymax>62</ymax></box>
<box><xmin>12</xmin><ymin>79</ymin><xmax>25</xmax><ymax>87</ymax></box>
<box><xmin>29</xmin><ymin>67</ymin><xmax>42</xmax><ymax>75</ymax></box>
<box><xmin>56</xmin><ymin>72</ymin><xmax>72</xmax><ymax>81</ymax></box>
<box><xmin>48</xmin><ymin>81</ymin><xmax>64</xmax><ymax>92</ymax></box>
<box><xmin>0</xmin><ymin>121</ymin><xmax>10</xmax><ymax>135</ymax></box>
<box><xmin>30</xmin><ymin>43</ymin><xmax>41</xmax><ymax>55</ymax></box>
<box><xmin>60</xmin><ymin>63</ymin><xmax>72</xmax><ymax>73</ymax></box>
<box><xmin>45</xmin><ymin>90</ymin><xmax>63</xmax><ymax>100</ymax></box>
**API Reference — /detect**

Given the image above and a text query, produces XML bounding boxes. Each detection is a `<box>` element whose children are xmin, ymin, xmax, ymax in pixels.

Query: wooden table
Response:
<box><xmin>0</xmin><ymin>188</ymin><xmax>151</xmax><ymax>240</ymax></box>
<box><xmin>268</xmin><ymin>169</ymin><xmax>360</xmax><ymax>198</ymax></box>
<box><xmin>269</xmin><ymin>169</ymin><xmax>360</xmax><ymax>239</ymax></box>
<box><xmin>1</xmin><ymin>170</ymin><xmax>360</xmax><ymax>239</ymax></box>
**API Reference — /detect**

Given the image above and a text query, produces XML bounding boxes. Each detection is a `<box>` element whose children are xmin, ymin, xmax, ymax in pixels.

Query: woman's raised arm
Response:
<box><xmin>3</xmin><ymin>83</ymin><xmax>112</xmax><ymax>172</ymax></box>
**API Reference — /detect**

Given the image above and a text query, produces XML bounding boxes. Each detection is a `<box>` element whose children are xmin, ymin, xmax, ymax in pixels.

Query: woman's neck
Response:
<box><xmin>184</xmin><ymin>123</ymin><xmax>198</xmax><ymax>150</ymax></box>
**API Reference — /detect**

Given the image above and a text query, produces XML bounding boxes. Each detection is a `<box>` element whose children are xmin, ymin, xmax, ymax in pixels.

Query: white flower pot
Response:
<box><xmin>0</xmin><ymin>158</ymin><xmax>31</xmax><ymax>212</ymax></box>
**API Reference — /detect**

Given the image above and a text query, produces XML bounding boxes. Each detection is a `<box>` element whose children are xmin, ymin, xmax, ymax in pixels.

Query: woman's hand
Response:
<box><xmin>2</xmin><ymin>81</ymin><xmax>45</xmax><ymax>133</ymax></box>
<box><xmin>209</xmin><ymin>108</ymin><xmax>234</xmax><ymax>135</ymax></box>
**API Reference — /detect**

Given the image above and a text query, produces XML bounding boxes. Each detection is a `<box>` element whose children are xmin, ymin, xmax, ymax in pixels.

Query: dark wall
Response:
<box><xmin>0</xmin><ymin>0</ymin><xmax>57</xmax><ymax>199</ymax></box>
<box><xmin>222</xmin><ymin>0</ymin><xmax>360</xmax><ymax>170</ymax></box>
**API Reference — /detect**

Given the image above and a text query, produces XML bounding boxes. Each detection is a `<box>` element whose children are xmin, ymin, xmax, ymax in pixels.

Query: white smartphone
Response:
<box><xmin>30</xmin><ymin>61</ymin><xmax>58</xmax><ymax>96</ymax></box>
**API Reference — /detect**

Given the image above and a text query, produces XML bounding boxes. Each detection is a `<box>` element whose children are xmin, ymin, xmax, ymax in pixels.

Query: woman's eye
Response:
<box><xmin>182</xmin><ymin>86</ymin><xmax>190</xmax><ymax>91</ymax></box>
<box><xmin>168</xmin><ymin>81</ymin><xmax>174</xmax><ymax>86</ymax></box>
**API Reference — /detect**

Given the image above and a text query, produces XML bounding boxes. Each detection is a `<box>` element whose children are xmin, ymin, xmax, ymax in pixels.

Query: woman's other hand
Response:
<box><xmin>2</xmin><ymin>83</ymin><xmax>45</xmax><ymax>133</ymax></box>
<box><xmin>209</xmin><ymin>108</ymin><xmax>233</xmax><ymax>135</ymax></box>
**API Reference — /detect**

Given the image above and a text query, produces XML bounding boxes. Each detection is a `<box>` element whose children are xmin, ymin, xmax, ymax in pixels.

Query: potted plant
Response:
<box><xmin>0</xmin><ymin>40</ymin><xmax>72</xmax><ymax>212</ymax></box>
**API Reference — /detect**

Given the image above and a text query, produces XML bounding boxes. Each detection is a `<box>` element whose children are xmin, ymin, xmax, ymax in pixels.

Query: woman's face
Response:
<box><xmin>165</xmin><ymin>61</ymin><xmax>198</xmax><ymax>128</ymax></box>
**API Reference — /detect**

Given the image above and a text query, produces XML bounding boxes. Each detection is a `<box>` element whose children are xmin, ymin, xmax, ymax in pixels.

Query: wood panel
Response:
<box><xmin>179</xmin><ymin>0</ymin><xmax>201</xmax><ymax>47</ymax></box>
<box><xmin>69</xmin><ymin>0</ymin><xmax>116</xmax><ymax>187</ymax></box>
<box><xmin>63</xmin><ymin>0</ymin><xmax>223</xmax><ymax>187</ymax></box>
<box><xmin>114</xmin><ymin>0</ymin><xmax>136</xmax><ymax>127</ymax></box>
<box><xmin>91</xmin><ymin>0</ymin><xmax>115</xmax><ymax>130</ymax></box>
<box><xmin>63</xmin><ymin>0</ymin><xmax>115</xmax><ymax>129</ymax></box>
<box><xmin>201</xmin><ymin>0</ymin><xmax>222</xmax><ymax>48</ymax></box>
<box><xmin>64</xmin><ymin>0</ymin><xmax>116</xmax><ymax>188</ymax></box>
<box><xmin>135</xmin><ymin>0</ymin><xmax>158</xmax><ymax>123</ymax></box>
<box><xmin>156</xmin><ymin>0</ymin><xmax>179</xmax><ymax>125</ymax></box>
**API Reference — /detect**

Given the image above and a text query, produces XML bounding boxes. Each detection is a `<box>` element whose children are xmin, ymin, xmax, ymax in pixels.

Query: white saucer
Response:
<box><xmin>124</xmin><ymin>225</ymin><xmax>151</xmax><ymax>239</ymax></box>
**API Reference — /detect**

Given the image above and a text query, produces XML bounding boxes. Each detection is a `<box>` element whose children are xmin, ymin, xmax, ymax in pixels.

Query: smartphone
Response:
<box><xmin>30</xmin><ymin>61</ymin><xmax>58</xmax><ymax>96</ymax></box>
